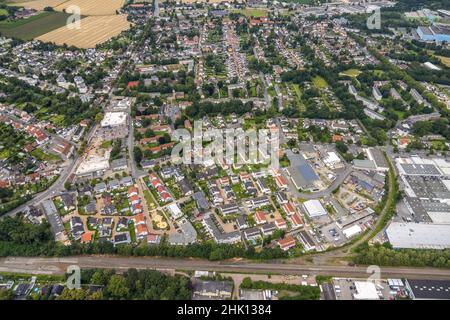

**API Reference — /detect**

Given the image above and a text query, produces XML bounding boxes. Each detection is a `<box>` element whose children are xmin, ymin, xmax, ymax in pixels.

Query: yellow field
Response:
<box><xmin>54</xmin><ymin>0</ymin><xmax>125</xmax><ymax>16</ymax></box>
<box><xmin>15</xmin><ymin>0</ymin><xmax>68</xmax><ymax>11</ymax></box>
<box><xmin>179</xmin><ymin>0</ymin><xmax>243</xmax><ymax>3</ymax></box>
<box><xmin>436</xmin><ymin>55</ymin><xmax>450</xmax><ymax>68</ymax></box>
<box><xmin>36</xmin><ymin>15</ymin><xmax>130</xmax><ymax>48</ymax></box>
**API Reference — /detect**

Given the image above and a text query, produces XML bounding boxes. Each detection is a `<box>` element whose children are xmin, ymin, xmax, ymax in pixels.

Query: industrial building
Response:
<box><xmin>416</xmin><ymin>24</ymin><xmax>450</xmax><ymax>43</ymax></box>
<box><xmin>386</xmin><ymin>222</ymin><xmax>450</xmax><ymax>249</ymax></box>
<box><xmin>405</xmin><ymin>279</ymin><xmax>450</xmax><ymax>300</ymax></box>
<box><xmin>285</xmin><ymin>152</ymin><xmax>321</xmax><ymax>191</ymax></box>
<box><xmin>303</xmin><ymin>199</ymin><xmax>328</xmax><ymax>218</ymax></box>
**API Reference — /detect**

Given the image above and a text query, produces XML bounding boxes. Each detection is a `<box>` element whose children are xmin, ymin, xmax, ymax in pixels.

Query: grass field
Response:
<box><xmin>36</xmin><ymin>14</ymin><xmax>130</xmax><ymax>48</ymax></box>
<box><xmin>0</xmin><ymin>11</ymin><xmax>72</xmax><ymax>40</ymax></box>
<box><xmin>31</xmin><ymin>148</ymin><xmax>61</xmax><ymax>162</ymax></box>
<box><xmin>0</xmin><ymin>9</ymin><xmax>8</xmax><ymax>15</ymax></box>
<box><xmin>232</xmin><ymin>8</ymin><xmax>268</xmax><ymax>18</ymax></box>
<box><xmin>373</xmin><ymin>69</ymin><xmax>384</xmax><ymax>77</ymax></box>
<box><xmin>313</xmin><ymin>75</ymin><xmax>328</xmax><ymax>88</ymax></box>
<box><xmin>339</xmin><ymin>68</ymin><xmax>362</xmax><ymax>78</ymax></box>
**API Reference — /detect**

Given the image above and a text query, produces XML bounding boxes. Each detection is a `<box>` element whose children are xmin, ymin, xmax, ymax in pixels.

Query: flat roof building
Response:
<box><xmin>406</xmin><ymin>279</ymin><xmax>450</xmax><ymax>300</ymax></box>
<box><xmin>386</xmin><ymin>222</ymin><xmax>450</xmax><ymax>249</ymax></box>
<box><xmin>303</xmin><ymin>199</ymin><xmax>328</xmax><ymax>218</ymax></box>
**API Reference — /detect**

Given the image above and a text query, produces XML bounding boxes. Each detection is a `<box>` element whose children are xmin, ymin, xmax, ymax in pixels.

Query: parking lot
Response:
<box><xmin>318</xmin><ymin>222</ymin><xmax>346</xmax><ymax>246</ymax></box>
<box><xmin>333</xmin><ymin>278</ymin><xmax>397</xmax><ymax>300</ymax></box>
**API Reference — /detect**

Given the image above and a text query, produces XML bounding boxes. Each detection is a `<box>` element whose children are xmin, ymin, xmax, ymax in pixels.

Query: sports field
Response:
<box><xmin>36</xmin><ymin>14</ymin><xmax>130</xmax><ymax>48</ymax></box>
<box><xmin>0</xmin><ymin>11</ymin><xmax>72</xmax><ymax>40</ymax></box>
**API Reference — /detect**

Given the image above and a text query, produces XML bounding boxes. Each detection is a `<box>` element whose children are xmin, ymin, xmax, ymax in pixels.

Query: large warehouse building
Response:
<box><xmin>405</xmin><ymin>279</ymin><xmax>450</xmax><ymax>300</ymax></box>
<box><xmin>303</xmin><ymin>199</ymin><xmax>328</xmax><ymax>218</ymax></box>
<box><xmin>386</xmin><ymin>222</ymin><xmax>450</xmax><ymax>249</ymax></box>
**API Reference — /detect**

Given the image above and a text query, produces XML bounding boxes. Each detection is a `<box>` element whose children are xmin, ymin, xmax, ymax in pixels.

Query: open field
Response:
<box><xmin>232</xmin><ymin>8</ymin><xmax>268</xmax><ymax>18</ymax></box>
<box><xmin>0</xmin><ymin>11</ymin><xmax>72</xmax><ymax>40</ymax></box>
<box><xmin>339</xmin><ymin>68</ymin><xmax>362</xmax><ymax>78</ymax></box>
<box><xmin>180</xmin><ymin>0</ymin><xmax>243</xmax><ymax>3</ymax></box>
<box><xmin>36</xmin><ymin>14</ymin><xmax>130</xmax><ymax>48</ymax></box>
<box><xmin>436</xmin><ymin>55</ymin><xmax>450</xmax><ymax>68</ymax></box>
<box><xmin>54</xmin><ymin>0</ymin><xmax>125</xmax><ymax>16</ymax></box>
<box><xmin>14</xmin><ymin>0</ymin><xmax>69</xmax><ymax>11</ymax></box>
<box><xmin>313</xmin><ymin>75</ymin><xmax>328</xmax><ymax>88</ymax></box>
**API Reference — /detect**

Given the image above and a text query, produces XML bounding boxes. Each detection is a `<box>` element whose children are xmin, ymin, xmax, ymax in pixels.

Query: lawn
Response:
<box><xmin>232</xmin><ymin>8</ymin><xmax>268</xmax><ymax>18</ymax></box>
<box><xmin>0</xmin><ymin>149</ymin><xmax>10</xmax><ymax>160</ymax></box>
<box><xmin>100</xmin><ymin>140</ymin><xmax>112</xmax><ymax>149</ymax></box>
<box><xmin>0</xmin><ymin>11</ymin><xmax>73</xmax><ymax>40</ymax></box>
<box><xmin>312</xmin><ymin>76</ymin><xmax>328</xmax><ymax>88</ymax></box>
<box><xmin>373</xmin><ymin>69</ymin><xmax>384</xmax><ymax>77</ymax></box>
<box><xmin>339</xmin><ymin>68</ymin><xmax>361</xmax><ymax>78</ymax></box>
<box><xmin>0</xmin><ymin>9</ymin><xmax>8</xmax><ymax>15</ymax></box>
<box><xmin>31</xmin><ymin>148</ymin><xmax>61</xmax><ymax>162</ymax></box>
<box><xmin>49</xmin><ymin>114</ymin><xmax>65</xmax><ymax>126</ymax></box>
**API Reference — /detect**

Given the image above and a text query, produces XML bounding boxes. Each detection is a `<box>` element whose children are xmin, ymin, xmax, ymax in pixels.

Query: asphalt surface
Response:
<box><xmin>2</xmin><ymin>256</ymin><xmax>450</xmax><ymax>280</ymax></box>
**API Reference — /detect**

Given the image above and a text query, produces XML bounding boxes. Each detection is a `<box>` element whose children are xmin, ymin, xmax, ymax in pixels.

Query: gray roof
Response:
<box><xmin>243</xmin><ymin>227</ymin><xmax>261</xmax><ymax>238</ymax></box>
<box><xmin>406</xmin><ymin>279</ymin><xmax>450</xmax><ymax>300</ymax></box>
<box><xmin>193</xmin><ymin>280</ymin><xmax>233</xmax><ymax>297</ymax></box>
<box><xmin>120</xmin><ymin>176</ymin><xmax>133</xmax><ymax>185</ymax></box>
<box><xmin>192</xmin><ymin>191</ymin><xmax>210</xmax><ymax>210</ymax></box>
<box><xmin>353</xmin><ymin>159</ymin><xmax>377</xmax><ymax>170</ymax></box>
<box><xmin>94</xmin><ymin>182</ymin><xmax>107</xmax><ymax>192</ymax></box>
<box><xmin>286</xmin><ymin>152</ymin><xmax>319</xmax><ymax>189</ymax></box>
<box><xmin>111</xmin><ymin>158</ymin><xmax>127</xmax><ymax>169</ymax></box>
<box><xmin>179</xmin><ymin>178</ymin><xmax>193</xmax><ymax>194</ymax></box>
<box><xmin>368</xmin><ymin>148</ymin><xmax>388</xmax><ymax>169</ymax></box>
<box><xmin>203</xmin><ymin>215</ymin><xmax>241</xmax><ymax>243</ymax></box>
<box><xmin>386</xmin><ymin>222</ymin><xmax>450</xmax><ymax>249</ymax></box>
<box><xmin>400</xmin><ymin>163</ymin><xmax>441</xmax><ymax>176</ymax></box>
<box><xmin>169</xmin><ymin>220</ymin><xmax>197</xmax><ymax>245</ymax></box>
<box><xmin>41</xmin><ymin>199</ymin><xmax>64</xmax><ymax>235</ymax></box>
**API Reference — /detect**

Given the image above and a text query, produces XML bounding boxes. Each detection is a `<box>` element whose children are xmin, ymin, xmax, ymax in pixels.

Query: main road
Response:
<box><xmin>1</xmin><ymin>256</ymin><xmax>450</xmax><ymax>280</ymax></box>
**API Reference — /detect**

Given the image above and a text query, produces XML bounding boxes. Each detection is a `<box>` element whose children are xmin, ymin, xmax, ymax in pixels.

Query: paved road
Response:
<box><xmin>5</xmin><ymin>154</ymin><xmax>79</xmax><ymax>216</ymax></box>
<box><xmin>5</xmin><ymin>121</ymin><xmax>100</xmax><ymax>217</ymax></box>
<box><xmin>1</xmin><ymin>256</ymin><xmax>450</xmax><ymax>280</ymax></box>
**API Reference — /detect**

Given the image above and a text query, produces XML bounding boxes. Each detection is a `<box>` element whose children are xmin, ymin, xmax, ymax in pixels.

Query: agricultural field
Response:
<box><xmin>0</xmin><ymin>11</ymin><xmax>71</xmax><ymax>39</ymax></box>
<box><xmin>36</xmin><ymin>14</ymin><xmax>130</xmax><ymax>48</ymax></box>
<box><xmin>54</xmin><ymin>0</ymin><xmax>125</xmax><ymax>16</ymax></box>
<box><xmin>14</xmin><ymin>0</ymin><xmax>68</xmax><ymax>11</ymax></box>
<box><xmin>180</xmin><ymin>0</ymin><xmax>243</xmax><ymax>3</ymax></box>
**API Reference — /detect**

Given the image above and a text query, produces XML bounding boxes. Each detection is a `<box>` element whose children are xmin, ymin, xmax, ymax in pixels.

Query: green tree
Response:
<box><xmin>107</xmin><ymin>275</ymin><xmax>129</xmax><ymax>299</ymax></box>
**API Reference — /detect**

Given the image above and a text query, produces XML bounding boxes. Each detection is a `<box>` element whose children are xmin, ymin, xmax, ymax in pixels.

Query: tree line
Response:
<box><xmin>0</xmin><ymin>216</ymin><xmax>288</xmax><ymax>261</ymax></box>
